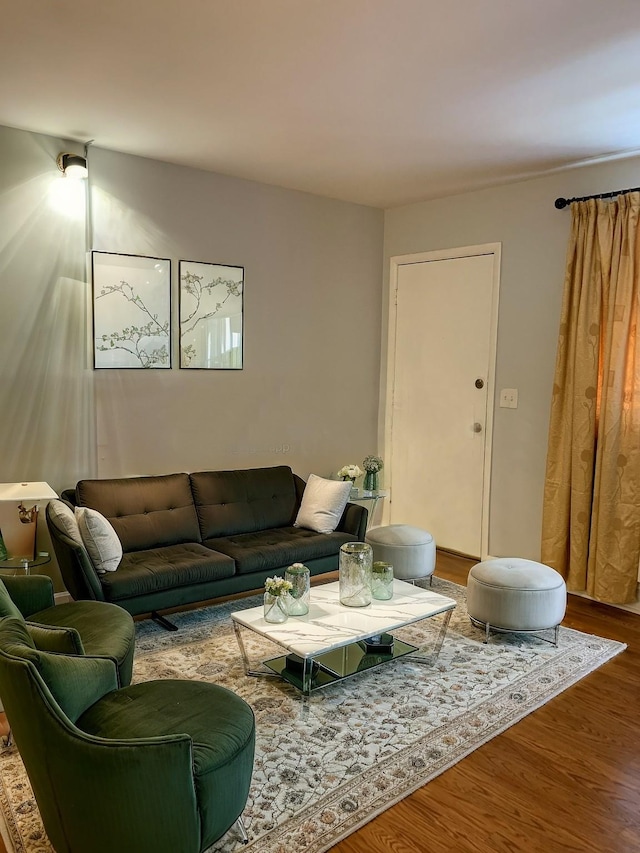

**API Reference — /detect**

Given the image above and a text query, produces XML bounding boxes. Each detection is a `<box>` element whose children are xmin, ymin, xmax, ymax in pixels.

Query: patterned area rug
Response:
<box><xmin>0</xmin><ymin>578</ymin><xmax>625</xmax><ymax>852</ymax></box>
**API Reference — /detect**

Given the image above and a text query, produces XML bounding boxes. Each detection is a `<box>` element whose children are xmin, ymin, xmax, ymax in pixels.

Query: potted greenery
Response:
<box><xmin>263</xmin><ymin>576</ymin><xmax>293</xmax><ymax>623</ymax></box>
<box><xmin>362</xmin><ymin>455</ymin><xmax>383</xmax><ymax>492</ymax></box>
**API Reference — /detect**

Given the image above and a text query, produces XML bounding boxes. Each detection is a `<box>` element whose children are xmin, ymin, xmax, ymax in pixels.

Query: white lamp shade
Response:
<box><xmin>0</xmin><ymin>482</ymin><xmax>58</xmax><ymax>502</ymax></box>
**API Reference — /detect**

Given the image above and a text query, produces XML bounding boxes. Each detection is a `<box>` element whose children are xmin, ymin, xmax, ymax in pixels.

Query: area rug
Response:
<box><xmin>0</xmin><ymin>578</ymin><xmax>625</xmax><ymax>853</ymax></box>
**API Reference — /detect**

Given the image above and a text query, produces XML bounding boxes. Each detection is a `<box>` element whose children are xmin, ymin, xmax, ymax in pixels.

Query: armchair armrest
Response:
<box><xmin>1</xmin><ymin>574</ymin><xmax>55</xmax><ymax>617</ymax></box>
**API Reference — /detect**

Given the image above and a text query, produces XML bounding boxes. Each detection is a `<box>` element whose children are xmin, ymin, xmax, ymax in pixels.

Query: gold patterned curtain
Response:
<box><xmin>542</xmin><ymin>193</ymin><xmax>640</xmax><ymax>604</ymax></box>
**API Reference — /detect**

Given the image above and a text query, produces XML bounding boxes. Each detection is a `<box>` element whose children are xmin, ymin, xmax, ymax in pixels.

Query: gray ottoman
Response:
<box><xmin>365</xmin><ymin>524</ymin><xmax>436</xmax><ymax>583</ymax></box>
<box><xmin>467</xmin><ymin>557</ymin><xmax>567</xmax><ymax>645</ymax></box>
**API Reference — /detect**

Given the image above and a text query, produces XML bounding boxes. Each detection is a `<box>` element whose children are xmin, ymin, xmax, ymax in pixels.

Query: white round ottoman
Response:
<box><xmin>467</xmin><ymin>557</ymin><xmax>566</xmax><ymax>645</ymax></box>
<box><xmin>365</xmin><ymin>525</ymin><xmax>436</xmax><ymax>583</ymax></box>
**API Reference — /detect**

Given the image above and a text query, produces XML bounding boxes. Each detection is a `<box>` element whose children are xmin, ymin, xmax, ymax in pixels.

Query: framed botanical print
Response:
<box><xmin>92</xmin><ymin>252</ymin><xmax>171</xmax><ymax>369</ymax></box>
<box><xmin>179</xmin><ymin>260</ymin><xmax>244</xmax><ymax>369</ymax></box>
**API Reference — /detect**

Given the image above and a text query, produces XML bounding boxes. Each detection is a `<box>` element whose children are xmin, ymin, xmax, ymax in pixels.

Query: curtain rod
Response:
<box><xmin>554</xmin><ymin>186</ymin><xmax>640</xmax><ymax>209</ymax></box>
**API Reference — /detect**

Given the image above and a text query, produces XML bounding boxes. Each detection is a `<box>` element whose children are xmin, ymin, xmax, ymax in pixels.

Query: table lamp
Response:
<box><xmin>0</xmin><ymin>482</ymin><xmax>59</xmax><ymax>565</ymax></box>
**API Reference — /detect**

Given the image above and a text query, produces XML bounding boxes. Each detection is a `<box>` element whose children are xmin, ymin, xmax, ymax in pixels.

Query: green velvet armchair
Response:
<box><xmin>0</xmin><ymin>615</ymin><xmax>255</xmax><ymax>853</ymax></box>
<box><xmin>0</xmin><ymin>574</ymin><xmax>135</xmax><ymax>686</ymax></box>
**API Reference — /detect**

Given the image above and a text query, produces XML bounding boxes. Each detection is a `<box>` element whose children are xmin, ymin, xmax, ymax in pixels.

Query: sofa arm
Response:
<box><xmin>1</xmin><ymin>574</ymin><xmax>55</xmax><ymax>617</ymax></box>
<box><xmin>337</xmin><ymin>502</ymin><xmax>368</xmax><ymax>539</ymax></box>
<box><xmin>46</xmin><ymin>504</ymin><xmax>105</xmax><ymax>602</ymax></box>
<box><xmin>59</xmin><ymin>488</ymin><xmax>77</xmax><ymax>506</ymax></box>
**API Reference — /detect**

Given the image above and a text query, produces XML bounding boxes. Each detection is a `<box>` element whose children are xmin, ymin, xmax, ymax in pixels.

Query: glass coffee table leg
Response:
<box><xmin>409</xmin><ymin>608</ymin><xmax>453</xmax><ymax>666</ymax></box>
<box><xmin>233</xmin><ymin>621</ymin><xmax>280</xmax><ymax>678</ymax></box>
<box><xmin>302</xmin><ymin>657</ymin><xmax>315</xmax><ymax>696</ymax></box>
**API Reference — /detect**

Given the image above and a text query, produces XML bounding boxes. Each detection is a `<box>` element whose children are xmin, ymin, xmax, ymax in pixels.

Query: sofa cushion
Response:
<box><xmin>190</xmin><ymin>466</ymin><xmax>298</xmax><ymax>539</ymax></box>
<box><xmin>76</xmin><ymin>507</ymin><xmax>123</xmax><ymax>573</ymax></box>
<box><xmin>294</xmin><ymin>474</ymin><xmax>351</xmax><ymax>534</ymax></box>
<box><xmin>77</xmin><ymin>473</ymin><xmax>201</xmax><ymax>552</ymax></box>
<box><xmin>98</xmin><ymin>543</ymin><xmax>235</xmax><ymax>602</ymax></box>
<box><xmin>26</xmin><ymin>622</ymin><xmax>84</xmax><ymax>655</ymax></box>
<box><xmin>47</xmin><ymin>499</ymin><xmax>84</xmax><ymax>547</ymax></box>
<box><xmin>204</xmin><ymin>526</ymin><xmax>356</xmax><ymax>575</ymax></box>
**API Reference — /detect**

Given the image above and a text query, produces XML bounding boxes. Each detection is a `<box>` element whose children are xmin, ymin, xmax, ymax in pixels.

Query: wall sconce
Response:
<box><xmin>57</xmin><ymin>152</ymin><xmax>88</xmax><ymax>180</ymax></box>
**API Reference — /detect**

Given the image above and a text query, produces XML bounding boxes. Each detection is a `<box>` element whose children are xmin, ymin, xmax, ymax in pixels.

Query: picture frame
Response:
<box><xmin>92</xmin><ymin>252</ymin><xmax>172</xmax><ymax>369</ymax></box>
<box><xmin>179</xmin><ymin>260</ymin><xmax>244</xmax><ymax>369</ymax></box>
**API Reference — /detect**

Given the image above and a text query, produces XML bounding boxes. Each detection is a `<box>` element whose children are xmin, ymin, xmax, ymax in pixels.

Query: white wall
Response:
<box><xmin>0</xmin><ymin>127</ymin><xmax>383</xmax><ymax>590</ymax></box>
<box><xmin>383</xmin><ymin>155</ymin><xmax>640</xmax><ymax>559</ymax></box>
<box><xmin>89</xmin><ymin>147</ymin><xmax>384</xmax><ymax>481</ymax></box>
<box><xmin>5</xmin><ymin>119</ymin><xmax>637</xmax><ymax>578</ymax></box>
<box><xmin>0</xmin><ymin>125</ymin><xmax>94</xmax><ymax>493</ymax></box>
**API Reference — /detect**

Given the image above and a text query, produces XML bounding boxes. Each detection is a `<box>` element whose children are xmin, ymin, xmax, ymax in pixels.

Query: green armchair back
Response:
<box><xmin>0</xmin><ymin>616</ymin><xmax>255</xmax><ymax>852</ymax></box>
<box><xmin>0</xmin><ymin>574</ymin><xmax>135</xmax><ymax>686</ymax></box>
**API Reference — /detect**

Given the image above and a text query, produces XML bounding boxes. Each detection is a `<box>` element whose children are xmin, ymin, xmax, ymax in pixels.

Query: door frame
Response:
<box><xmin>384</xmin><ymin>243</ymin><xmax>501</xmax><ymax>560</ymax></box>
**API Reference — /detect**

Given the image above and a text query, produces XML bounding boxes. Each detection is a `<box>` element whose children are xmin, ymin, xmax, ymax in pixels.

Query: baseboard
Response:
<box><xmin>569</xmin><ymin>587</ymin><xmax>640</xmax><ymax>615</ymax></box>
<box><xmin>54</xmin><ymin>591</ymin><xmax>73</xmax><ymax>604</ymax></box>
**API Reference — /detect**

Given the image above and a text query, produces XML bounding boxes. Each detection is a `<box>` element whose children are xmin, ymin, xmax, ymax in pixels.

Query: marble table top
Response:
<box><xmin>231</xmin><ymin>579</ymin><xmax>456</xmax><ymax>659</ymax></box>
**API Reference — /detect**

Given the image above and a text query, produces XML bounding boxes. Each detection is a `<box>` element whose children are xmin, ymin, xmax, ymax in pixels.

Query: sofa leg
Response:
<box><xmin>151</xmin><ymin>611</ymin><xmax>178</xmax><ymax>631</ymax></box>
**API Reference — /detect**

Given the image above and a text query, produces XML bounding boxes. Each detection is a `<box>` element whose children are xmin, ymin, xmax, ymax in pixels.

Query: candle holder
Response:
<box><xmin>285</xmin><ymin>562</ymin><xmax>310</xmax><ymax>615</ymax></box>
<box><xmin>371</xmin><ymin>561</ymin><xmax>394</xmax><ymax>600</ymax></box>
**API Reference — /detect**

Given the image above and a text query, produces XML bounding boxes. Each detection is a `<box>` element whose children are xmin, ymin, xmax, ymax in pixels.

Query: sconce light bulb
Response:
<box><xmin>57</xmin><ymin>152</ymin><xmax>88</xmax><ymax>180</ymax></box>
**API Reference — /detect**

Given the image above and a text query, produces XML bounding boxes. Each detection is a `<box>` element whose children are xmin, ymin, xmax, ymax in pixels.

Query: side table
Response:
<box><xmin>348</xmin><ymin>489</ymin><xmax>388</xmax><ymax>530</ymax></box>
<box><xmin>0</xmin><ymin>553</ymin><xmax>51</xmax><ymax>576</ymax></box>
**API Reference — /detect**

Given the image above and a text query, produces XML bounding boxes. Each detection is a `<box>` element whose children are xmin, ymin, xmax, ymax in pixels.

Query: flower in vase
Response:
<box><xmin>264</xmin><ymin>576</ymin><xmax>293</xmax><ymax>597</ymax></box>
<box><xmin>362</xmin><ymin>455</ymin><xmax>384</xmax><ymax>473</ymax></box>
<box><xmin>337</xmin><ymin>464</ymin><xmax>363</xmax><ymax>482</ymax></box>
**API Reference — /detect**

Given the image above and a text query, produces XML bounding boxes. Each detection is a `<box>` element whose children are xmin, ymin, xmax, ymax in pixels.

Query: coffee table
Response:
<box><xmin>231</xmin><ymin>579</ymin><xmax>456</xmax><ymax>696</ymax></box>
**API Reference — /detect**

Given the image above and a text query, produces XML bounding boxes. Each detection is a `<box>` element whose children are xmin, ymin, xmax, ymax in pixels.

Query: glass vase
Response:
<box><xmin>264</xmin><ymin>592</ymin><xmax>289</xmax><ymax>623</ymax></box>
<box><xmin>339</xmin><ymin>542</ymin><xmax>373</xmax><ymax>607</ymax></box>
<box><xmin>363</xmin><ymin>471</ymin><xmax>379</xmax><ymax>492</ymax></box>
<box><xmin>285</xmin><ymin>562</ymin><xmax>310</xmax><ymax>616</ymax></box>
<box><xmin>371</xmin><ymin>561</ymin><xmax>394</xmax><ymax>600</ymax></box>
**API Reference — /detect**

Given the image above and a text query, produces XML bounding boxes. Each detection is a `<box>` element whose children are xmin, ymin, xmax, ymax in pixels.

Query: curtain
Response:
<box><xmin>542</xmin><ymin>193</ymin><xmax>640</xmax><ymax>604</ymax></box>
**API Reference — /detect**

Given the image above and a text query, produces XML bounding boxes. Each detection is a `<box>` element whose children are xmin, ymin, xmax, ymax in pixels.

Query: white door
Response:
<box><xmin>386</xmin><ymin>247</ymin><xmax>499</xmax><ymax>558</ymax></box>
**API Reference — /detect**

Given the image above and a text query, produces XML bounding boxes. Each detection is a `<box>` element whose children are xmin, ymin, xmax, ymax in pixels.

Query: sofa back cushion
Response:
<box><xmin>190</xmin><ymin>466</ymin><xmax>298</xmax><ymax>539</ymax></box>
<box><xmin>76</xmin><ymin>474</ymin><xmax>201</xmax><ymax>553</ymax></box>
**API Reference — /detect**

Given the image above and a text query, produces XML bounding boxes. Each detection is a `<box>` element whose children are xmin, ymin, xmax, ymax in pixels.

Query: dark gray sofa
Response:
<box><xmin>47</xmin><ymin>466</ymin><xmax>367</xmax><ymax>621</ymax></box>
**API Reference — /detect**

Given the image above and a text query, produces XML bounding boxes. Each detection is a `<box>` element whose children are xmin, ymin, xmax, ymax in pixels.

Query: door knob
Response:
<box><xmin>475</xmin><ymin>378</ymin><xmax>484</xmax><ymax>389</ymax></box>
<box><xmin>473</xmin><ymin>422</ymin><xmax>483</xmax><ymax>433</ymax></box>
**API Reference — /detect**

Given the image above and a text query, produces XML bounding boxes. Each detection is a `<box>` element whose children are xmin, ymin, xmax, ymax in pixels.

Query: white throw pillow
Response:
<box><xmin>75</xmin><ymin>507</ymin><xmax>122</xmax><ymax>573</ymax></box>
<box><xmin>294</xmin><ymin>475</ymin><xmax>352</xmax><ymax>534</ymax></box>
<box><xmin>48</xmin><ymin>500</ymin><xmax>84</xmax><ymax>548</ymax></box>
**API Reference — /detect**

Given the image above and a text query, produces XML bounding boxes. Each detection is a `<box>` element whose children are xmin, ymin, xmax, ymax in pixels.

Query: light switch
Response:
<box><xmin>500</xmin><ymin>388</ymin><xmax>518</xmax><ymax>409</ymax></box>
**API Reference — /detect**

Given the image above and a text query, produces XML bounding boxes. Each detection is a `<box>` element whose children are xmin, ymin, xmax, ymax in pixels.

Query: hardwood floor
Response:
<box><xmin>334</xmin><ymin>551</ymin><xmax>640</xmax><ymax>853</ymax></box>
<box><xmin>1</xmin><ymin>552</ymin><xmax>638</xmax><ymax>853</ymax></box>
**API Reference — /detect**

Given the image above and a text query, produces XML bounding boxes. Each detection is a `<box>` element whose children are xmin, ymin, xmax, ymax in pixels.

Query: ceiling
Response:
<box><xmin>2</xmin><ymin>0</ymin><xmax>640</xmax><ymax>208</ymax></box>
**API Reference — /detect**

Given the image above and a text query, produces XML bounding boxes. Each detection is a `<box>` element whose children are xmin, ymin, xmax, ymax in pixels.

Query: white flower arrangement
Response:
<box><xmin>337</xmin><ymin>464</ymin><xmax>363</xmax><ymax>481</ymax></box>
<box><xmin>264</xmin><ymin>576</ymin><xmax>293</xmax><ymax>597</ymax></box>
<box><xmin>362</xmin><ymin>455</ymin><xmax>384</xmax><ymax>473</ymax></box>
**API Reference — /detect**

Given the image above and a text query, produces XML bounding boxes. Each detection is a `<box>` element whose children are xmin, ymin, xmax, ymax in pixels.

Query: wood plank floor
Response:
<box><xmin>334</xmin><ymin>551</ymin><xmax>640</xmax><ymax>853</ymax></box>
<box><xmin>1</xmin><ymin>552</ymin><xmax>638</xmax><ymax>853</ymax></box>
